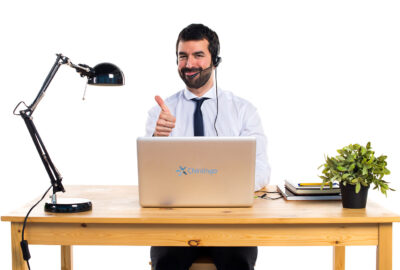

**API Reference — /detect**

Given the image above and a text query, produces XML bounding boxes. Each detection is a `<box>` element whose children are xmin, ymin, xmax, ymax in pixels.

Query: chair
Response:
<box><xmin>150</xmin><ymin>256</ymin><xmax>217</xmax><ymax>270</ymax></box>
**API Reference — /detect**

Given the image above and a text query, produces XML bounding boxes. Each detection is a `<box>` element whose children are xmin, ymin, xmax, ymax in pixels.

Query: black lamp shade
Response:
<box><xmin>88</xmin><ymin>63</ymin><xmax>125</xmax><ymax>86</ymax></box>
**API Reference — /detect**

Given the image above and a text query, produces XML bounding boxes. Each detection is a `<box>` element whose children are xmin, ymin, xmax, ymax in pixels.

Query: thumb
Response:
<box><xmin>155</xmin><ymin>95</ymin><xmax>171</xmax><ymax>113</ymax></box>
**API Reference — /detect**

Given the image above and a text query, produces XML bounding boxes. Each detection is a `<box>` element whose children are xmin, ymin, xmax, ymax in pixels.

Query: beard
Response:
<box><xmin>179</xmin><ymin>65</ymin><xmax>213</xmax><ymax>89</ymax></box>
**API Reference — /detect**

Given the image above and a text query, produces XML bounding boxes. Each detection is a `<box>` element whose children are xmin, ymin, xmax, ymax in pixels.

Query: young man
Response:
<box><xmin>145</xmin><ymin>24</ymin><xmax>270</xmax><ymax>270</ymax></box>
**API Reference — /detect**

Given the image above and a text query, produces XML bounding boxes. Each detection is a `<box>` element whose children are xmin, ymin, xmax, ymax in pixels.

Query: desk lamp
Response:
<box><xmin>13</xmin><ymin>53</ymin><xmax>124</xmax><ymax>213</ymax></box>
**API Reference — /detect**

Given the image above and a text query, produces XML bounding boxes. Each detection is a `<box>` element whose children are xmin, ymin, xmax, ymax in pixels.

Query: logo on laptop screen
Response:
<box><xmin>176</xmin><ymin>166</ymin><xmax>188</xmax><ymax>176</ymax></box>
<box><xmin>176</xmin><ymin>165</ymin><xmax>218</xmax><ymax>176</ymax></box>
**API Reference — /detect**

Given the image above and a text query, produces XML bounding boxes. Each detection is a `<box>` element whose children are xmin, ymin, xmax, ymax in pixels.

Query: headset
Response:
<box><xmin>213</xmin><ymin>55</ymin><xmax>222</xmax><ymax>67</ymax></box>
<box><xmin>175</xmin><ymin>52</ymin><xmax>221</xmax><ymax>67</ymax></box>
<box><xmin>212</xmin><ymin>55</ymin><xmax>221</xmax><ymax>136</ymax></box>
<box><xmin>210</xmin><ymin>43</ymin><xmax>221</xmax><ymax>136</ymax></box>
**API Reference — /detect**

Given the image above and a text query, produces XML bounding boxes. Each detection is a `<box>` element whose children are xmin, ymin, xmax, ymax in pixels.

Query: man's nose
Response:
<box><xmin>185</xmin><ymin>55</ymin><xmax>195</xmax><ymax>68</ymax></box>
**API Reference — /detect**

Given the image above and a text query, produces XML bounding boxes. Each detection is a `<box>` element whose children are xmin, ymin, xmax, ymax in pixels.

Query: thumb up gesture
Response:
<box><xmin>153</xmin><ymin>95</ymin><xmax>176</xmax><ymax>136</ymax></box>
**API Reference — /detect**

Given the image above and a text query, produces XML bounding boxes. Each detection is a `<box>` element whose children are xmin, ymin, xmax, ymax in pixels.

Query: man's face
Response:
<box><xmin>177</xmin><ymin>39</ymin><xmax>213</xmax><ymax>90</ymax></box>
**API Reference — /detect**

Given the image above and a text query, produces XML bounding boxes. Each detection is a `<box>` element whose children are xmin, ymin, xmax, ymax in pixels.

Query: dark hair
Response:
<box><xmin>176</xmin><ymin>23</ymin><xmax>220</xmax><ymax>65</ymax></box>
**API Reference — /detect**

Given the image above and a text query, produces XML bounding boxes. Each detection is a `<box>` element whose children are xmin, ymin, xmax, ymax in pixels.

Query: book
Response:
<box><xmin>284</xmin><ymin>180</ymin><xmax>340</xmax><ymax>195</ymax></box>
<box><xmin>278</xmin><ymin>185</ymin><xmax>342</xmax><ymax>201</ymax></box>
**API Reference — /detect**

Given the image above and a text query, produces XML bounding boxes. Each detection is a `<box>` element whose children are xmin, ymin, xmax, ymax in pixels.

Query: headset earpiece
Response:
<box><xmin>214</xmin><ymin>56</ymin><xmax>222</xmax><ymax>67</ymax></box>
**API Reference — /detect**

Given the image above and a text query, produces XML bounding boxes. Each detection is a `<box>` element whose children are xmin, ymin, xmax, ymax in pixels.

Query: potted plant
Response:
<box><xmin>319</xmin><ymin>142</ymin><xmax>393</xmax><ymax>208</ymax></box>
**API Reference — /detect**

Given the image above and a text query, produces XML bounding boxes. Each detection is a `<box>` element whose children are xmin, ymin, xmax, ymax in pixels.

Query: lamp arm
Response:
<box><xmin>28</xmin><ymin>54</ymin><xmax>68</xmax><ymax>114</ymax></box>
<box><xmin>15</xmin><ymin>53</ymin><xmax>91</xmax><ymax>197</ymax></box>
<box><xmin>27</xmin><ymin>54</ymin><xmax>94</xmax><ymax>114</ymax></box>
<box><xmin>20</xmin><ymin>111</ymin><xmax>65</xmax><ymax>195</ymax></box>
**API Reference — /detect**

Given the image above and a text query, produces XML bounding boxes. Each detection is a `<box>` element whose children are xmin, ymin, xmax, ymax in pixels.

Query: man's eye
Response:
<box><xmin>179</xmin><ymin>55</ymin><xmax>187</xmax><ymax>60</ymax></box>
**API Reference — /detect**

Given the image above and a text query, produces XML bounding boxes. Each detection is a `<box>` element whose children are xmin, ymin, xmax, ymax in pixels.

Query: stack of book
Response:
<box><xmin>278</xmin><ymin>180</ymin><xmax>341</xmax><ymax>200</ymax></box>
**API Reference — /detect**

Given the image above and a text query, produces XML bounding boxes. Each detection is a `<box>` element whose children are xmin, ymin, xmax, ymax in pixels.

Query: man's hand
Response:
<box><xmin>153</xmin><ymin>95</ymin><xmax>176</xmax><ymax>136</ymax></box>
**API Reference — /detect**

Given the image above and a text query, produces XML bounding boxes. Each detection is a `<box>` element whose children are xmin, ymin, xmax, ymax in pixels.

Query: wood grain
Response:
<box><xmin>376</xmin><ymin>223</ymin><xmax>392</xmax><ymax>270</ymax></box>
<box><xmin>333</xmin><ymin>246</ymin><xmax>345</xmax><ymax>270</ymax></box>
<box><xmin>61</xmin><ymin>245</ymin><xmax>73</xmax><ymax>270</ymax></box>
<box><xmin>2</xmin><ymin>186</ymin><xmax>400</xmax><ymax>225</ymax></box>
<box><xmin>21</xmin><ymin>222</ymin><xmax>378</xmax><ymax>247</ymax></box>
<box><xmin>11</xmin><ymin>223</ymin><xmax>28</xmax><ymax>270</ymax></box>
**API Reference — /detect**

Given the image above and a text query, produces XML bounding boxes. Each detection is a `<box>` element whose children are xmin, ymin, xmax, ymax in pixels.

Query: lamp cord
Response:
<box><xmin>21</xmin><ymin>185</ymin><xmax>52</xmax><ymax>270</ymax></box>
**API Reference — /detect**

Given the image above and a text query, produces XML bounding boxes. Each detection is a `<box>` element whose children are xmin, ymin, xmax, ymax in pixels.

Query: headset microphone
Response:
<box><xmin>188</xmin><ymin>57</ymin><xmax>221</xmax><ymax>78</ymax></box>
<box><xmin>188</xmin><ymin>65</ymin><xmax>213</xmax><ymax>78</ymax></box>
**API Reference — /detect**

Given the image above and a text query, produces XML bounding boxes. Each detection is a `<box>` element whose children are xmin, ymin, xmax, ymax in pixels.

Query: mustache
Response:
<box><xmin>181</xmin><ymin>67</ymin><xmax>202</xmax><ymax>74</ymax></box>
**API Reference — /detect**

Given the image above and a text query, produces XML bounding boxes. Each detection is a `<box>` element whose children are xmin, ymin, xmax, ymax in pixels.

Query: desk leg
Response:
<box><xmin>11</xmin><ymin>223</ymin><xmax>28</xmax><ymax>270</ymax></box>
<box><xmin>333</xmin><ymin>246</ymin><xmax>345</xmax><ymax>270</ymax></box>
<box><xmin>376</xmin><ymin>223</ymin><xmax>392</xmax><ymax>270</ymax></box>
<box><xmin>61</xmin><ymin>245</ymin><xmax>73</xmax><ymax>270</ymax></box>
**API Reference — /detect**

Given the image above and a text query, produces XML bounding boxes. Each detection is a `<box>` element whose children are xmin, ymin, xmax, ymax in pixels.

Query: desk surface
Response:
<box><xmin>2</xmin><ymin>185</ymin><xmax>400</xmax><ymax>224</ymax></box>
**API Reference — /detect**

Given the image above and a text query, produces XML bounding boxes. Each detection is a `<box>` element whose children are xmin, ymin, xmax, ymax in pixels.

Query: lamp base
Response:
<box><xmin>45</xmin><ymin>198</ymin><xmax>92</xmax><ymax>213</ymax></box>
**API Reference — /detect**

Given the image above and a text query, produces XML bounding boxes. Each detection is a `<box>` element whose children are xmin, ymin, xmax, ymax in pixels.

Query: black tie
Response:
<box><xmin>192</xmin><ymin>98</ymin><xmax>209</xmax><ymax>136</ymax></box>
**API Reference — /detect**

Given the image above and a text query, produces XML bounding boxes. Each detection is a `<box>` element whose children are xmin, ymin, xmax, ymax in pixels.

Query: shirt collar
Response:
<box><xmin>183</xmin><ymin>84</ymin><xmax>216</xmax><ymax>101</ymax></box>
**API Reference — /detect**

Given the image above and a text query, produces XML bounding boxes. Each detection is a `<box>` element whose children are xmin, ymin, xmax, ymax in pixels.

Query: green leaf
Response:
<box><xmin>319</xmin><ymin>176</ymin><xmax>329</xmax><ymax>181</ymax></box>
<box><xmin>362</xmin><ymin>166</ymin><xmax>368</xmax><ymax>175</ymax></box>
<box><xmin>337</xmin><ymin>156</ymin><xmax>345</xmax><ymax>161</ymax></box>
<box><xmin>337</xmin><ymin>166</ymin><xmax>347</xmax><ymax>172</ymax></box>
<box><xmin>367</xmin><ymin>156</ymin><xmax>374</xmax><ymax>164</ymax></box>
<box><xmin>356</xmin><ymin>182</ymin><xmax>361</xmax><ymax>193</ymax></box>
<box><xmin>361</xmin><ymin>146</ymin><xmax>367</xmax><ymax>155</ymax></box>
<box><xmin>348</xmin><ymin>163</ymin><xmax>355</xmax><ymax>171</ymax></box>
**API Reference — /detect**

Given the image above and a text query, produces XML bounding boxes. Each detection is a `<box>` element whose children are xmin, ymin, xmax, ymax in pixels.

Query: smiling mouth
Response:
<box><xmin>182</xmin><ymin>68</ymin><xmax>201</xmax><ymax>77</ymax></box>
<box><xmin>185</xmin><ymin>71</ymin><xmax>197</xmax><ymax>76</ymax></box>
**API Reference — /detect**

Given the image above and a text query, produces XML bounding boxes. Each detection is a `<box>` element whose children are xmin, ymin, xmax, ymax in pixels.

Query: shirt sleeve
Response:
<box><xmin>240</xmin><ymin>106</ymin><xmax>271</xmax><ymax>191</ymax></box>
<box><xmin>145</xmin><ymin>105</ymin><xmax>161</xmax><ymax>137</ymax></box>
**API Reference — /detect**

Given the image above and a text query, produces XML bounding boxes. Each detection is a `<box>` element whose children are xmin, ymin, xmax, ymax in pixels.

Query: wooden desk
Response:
<box><xmin>2</xmin><ymin>185</ymin><xmax>400</xmax><ymax>270</ymax></box>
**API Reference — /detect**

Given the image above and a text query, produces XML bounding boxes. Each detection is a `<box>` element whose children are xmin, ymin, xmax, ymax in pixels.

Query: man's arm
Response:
<box><xmin>240</xmin><ymin>107</ymin><xmax>271</xmax><ymax>191</ymax></box>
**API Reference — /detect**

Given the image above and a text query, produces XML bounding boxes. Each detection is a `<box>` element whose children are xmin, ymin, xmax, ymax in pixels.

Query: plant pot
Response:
<box><xmin>340</xmin><ymin>182</ymin><xmax>369</xmax><ymax>209</ymax></box>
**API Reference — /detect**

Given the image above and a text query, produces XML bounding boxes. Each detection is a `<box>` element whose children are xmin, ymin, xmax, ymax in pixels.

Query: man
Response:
<box><xmin>145</xmin><ymin>24</ymin><xmax>270</xmax><ymax>270</ymax></box>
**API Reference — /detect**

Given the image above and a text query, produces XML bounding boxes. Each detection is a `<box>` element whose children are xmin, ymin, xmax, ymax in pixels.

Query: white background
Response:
<box><xmin>1</xmin><ymin>0</ymin><xmax>399</xmax><ymax>269</ymax></box>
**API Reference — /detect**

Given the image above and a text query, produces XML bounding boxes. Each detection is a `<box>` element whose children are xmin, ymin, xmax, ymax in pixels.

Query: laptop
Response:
<box><xmin>137</xmin><ymin>137</ymin><xmax>256</xmax><ymax>207</ymax></box>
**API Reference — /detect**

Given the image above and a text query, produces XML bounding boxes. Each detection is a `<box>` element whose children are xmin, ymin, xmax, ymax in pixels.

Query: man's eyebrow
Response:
<box><xmin>178</xmin><ymin>51</ymin><xmax>205</xmax><ymax>56</ymax></box>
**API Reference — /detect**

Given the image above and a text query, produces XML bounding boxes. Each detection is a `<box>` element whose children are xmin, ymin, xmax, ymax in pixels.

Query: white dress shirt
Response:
<box><xmin>145</xmin><ymin>85</ymin><xmax>271</xmax><ymax>191</ymax></box>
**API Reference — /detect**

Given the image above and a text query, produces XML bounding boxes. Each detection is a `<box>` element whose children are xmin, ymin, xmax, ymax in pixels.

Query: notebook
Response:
<box><xmin>137</xmin><ymin>137</ymin><xmax>256</xmax><ymax>207</ymax></box>
<box><xmin>278</xmin><ymin>185</ymin><xmax>342</xmax><ymax>201</ymax></box>
<box><xmin>284</xmin><ymin>180</ymin><xmax>340</xmax><ymax>195</ymax></box>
